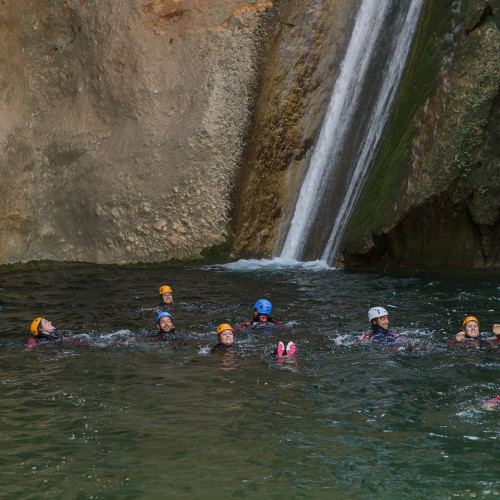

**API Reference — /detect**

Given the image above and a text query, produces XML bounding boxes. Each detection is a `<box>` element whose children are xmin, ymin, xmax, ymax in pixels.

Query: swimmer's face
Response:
<box><xmin>161</xmin><ymin>292</ymin><xmax>173</xmax><ymax>304</ymax></box>
<box><xmin>464</xmin><ymin>320</ymin><xmax>479</xmax><ymax>337</ymax></box>
<box><xmin>219</xmin><ymin>329</ymin><xmax>234</xmax><ymax>346</ymax></box>
<box><xmin>376</xmin><ymin>315</ymin><xmax>389</xmax><ymax>329</ymax></box>
<box><xmin>41</xmin><ymin>318</ymin><xmax>55</xmax><ymax>334</ymax></box>
<box><xmin>158</xmin><ymin>316</ymin><xmax>174</xmax><ymax>333</ymax></box>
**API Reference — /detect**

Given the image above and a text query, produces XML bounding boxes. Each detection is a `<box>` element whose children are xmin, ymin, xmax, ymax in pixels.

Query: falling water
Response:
<box><xmin>280</xmin><ymin>0</ymin><xmax>424</xmax><ymax>264</ymax></box>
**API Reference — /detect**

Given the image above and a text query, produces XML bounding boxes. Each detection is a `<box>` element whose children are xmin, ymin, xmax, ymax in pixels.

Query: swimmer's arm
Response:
<box><xmin>234</xmin><ymin>320</ymin><xmax>252</xmax><ymax>331</ymax></box>
<box><xmin>61</xmin><ymin>337</ymin><xmax>88</xmax><ymax>344</ymax></box>
<box><xmin>455</xmin><ymin>332</ymin><xmax>465</xmax><ymax>342</ymax></box>
<box><xmin>354</xmin><ymin>333</ymin><xmax>372</xmax><ymax>344</ymax></box>
<box><xmin>25</xmin><ymin>338</ymin><xmax>38</xmax><ymax>349</ymax></box>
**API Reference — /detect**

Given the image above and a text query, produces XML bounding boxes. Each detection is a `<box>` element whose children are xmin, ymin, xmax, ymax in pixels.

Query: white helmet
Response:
<box><xmin>368</xmin><ymin>307</ymin><xmax>389</xmax><ymax>322</ymax></box>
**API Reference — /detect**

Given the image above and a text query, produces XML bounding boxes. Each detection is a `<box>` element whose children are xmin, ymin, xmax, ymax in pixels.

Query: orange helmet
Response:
<box><xmin>217</xmin><ymin>323</ymin><xmax>233</xmax><ymax>337</ymax></box>
<box><xmin>462</xmin><ymin>316</ymin><xmax>479</xmax><ymax>329</ymax></box>
<box><xmin>31</xmin><ymin>317</ymin><xmax>44</xmax><ymax>336</ymax></box>
<box><xmin>159</xmin><ymin>285</ymin><xmax>173</xmax><ymax>295</ymax></box>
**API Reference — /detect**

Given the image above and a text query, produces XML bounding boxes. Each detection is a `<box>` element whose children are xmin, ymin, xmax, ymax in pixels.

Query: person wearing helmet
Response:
<box><xmin>159</xmin><ymin>285</ymin><xmax>174</xmax><ymax>306</ymax></box>
<box><xmin>142</xmin><ymin>312</ymin><xmax>177</xmax><ymax>342</ymax></box>
<box><xmin>211</xmin><ymin>323</ymin><xmax>237</xmax><ymax>353</ymax></box>
<box><xmin>361</xmin><ymin>307</ymin><xmax>399</xmax><ymax>344</ymax></box>
<box><xmin>448</xmin><ymin>316</ymin><xmax>492</xmax><ymax>346</ymax></box>
<box><xmin>234</xmin><ymin>299</ymin><xmax>283</xmax><ymax>331</ymax></box>
<box><xmin>26</xmin><ymin>317</ymin><xmax>84</xmax><ymax>348</ymax></box>
<box><xmin>156</xmin><ymin>312</ymin><xmax>176</xmax><ymax>336</ymax></box>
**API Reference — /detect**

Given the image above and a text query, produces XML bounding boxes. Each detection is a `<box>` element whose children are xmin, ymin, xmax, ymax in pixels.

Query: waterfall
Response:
<box><xmin>279</xmin><ymin>0</ymin><xmax>424</xmax><ymax>265</ymax></box>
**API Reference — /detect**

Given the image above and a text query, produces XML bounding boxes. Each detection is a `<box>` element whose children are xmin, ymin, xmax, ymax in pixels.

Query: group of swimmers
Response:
<box><xmin>361</xmin><ymin>307</ymin><xmax>500</xmax><ymax>347</ymax></box>
<box><xmin>25</xmin><ymin>284</ymin><xmax>500</xmax><ymax>407</ymax></box>
<box><xmin>27</xmin><ymin>285</ymin><xmax>500</xmax><ymax>350</ymax></box>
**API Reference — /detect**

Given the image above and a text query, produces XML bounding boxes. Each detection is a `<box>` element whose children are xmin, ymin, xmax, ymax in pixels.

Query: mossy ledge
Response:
<box><xmin>0</xmin><ymin>243</ymin><xmax>234</xmax><ymax>273</ymax></box>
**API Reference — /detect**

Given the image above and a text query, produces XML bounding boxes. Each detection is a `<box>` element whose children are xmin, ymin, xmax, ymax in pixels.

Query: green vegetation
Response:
<box><xmin>455</xmin><ymin>119</ymin><xmax>487</xmax><ymax>179</ymax></box>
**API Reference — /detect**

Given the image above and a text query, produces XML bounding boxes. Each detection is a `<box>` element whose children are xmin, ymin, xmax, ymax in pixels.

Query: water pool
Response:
<box><xmin>1</xmin><ymin>262</ymin><xmax>499</xmax><ymax>498</ymax></box>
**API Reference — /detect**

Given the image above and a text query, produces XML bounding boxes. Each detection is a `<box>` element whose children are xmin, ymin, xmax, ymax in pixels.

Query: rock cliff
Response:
<box><xmin>2</xmin><ymin>0</ymin><xmax>499</xmax><ymax>268</ymax></box>
<box><xmin>0</xmin><ymin>0</ymin><xmax>273</xmax><ymax>264</ymax></box>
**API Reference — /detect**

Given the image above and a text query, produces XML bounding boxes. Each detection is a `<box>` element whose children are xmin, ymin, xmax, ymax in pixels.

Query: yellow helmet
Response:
<box><xmin>463</xmin><ymin>316</ymin><xmax>479</xmax><ymax>329</ymax></box>
<box><xmin>217</xmin><ymin>323</ymin><xmax>233</xmax><ymax>337</ymax></box>
<box><xmin>159</xmin><ymin>285</ymin><xmax>173</xmax><ymax>295</ymax></box>
<box><xmin>31</xmin><ymin>317</ymin><xmax>44</xmax><ymax>336</ymax></box>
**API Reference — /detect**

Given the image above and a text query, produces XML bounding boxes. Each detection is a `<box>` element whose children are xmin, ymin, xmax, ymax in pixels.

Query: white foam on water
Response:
<box><xmin>206</xmin><ymin>257</ymin><xmax>335</xmax><ymax>272</ymax></box>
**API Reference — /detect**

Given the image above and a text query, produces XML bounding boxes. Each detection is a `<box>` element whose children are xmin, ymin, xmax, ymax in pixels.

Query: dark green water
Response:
<box><xmin>1</xmin><ymin>260</ymin><xmax>499</xmax><ymax>498</ymax></box>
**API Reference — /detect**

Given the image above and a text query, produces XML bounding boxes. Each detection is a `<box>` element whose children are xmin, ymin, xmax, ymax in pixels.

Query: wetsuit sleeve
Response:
<box><xmin>62</xmin><ymin>337</ymin><xmax>86</xmax><ymax>344</ymax></box>
<box><xmin>234</xmin><ymin>320</ymin><xmax>252</xmax><ymax>331</ymax></box>
<box><xmin>26</xmin><ymin>338</ymin><xmax>38</xmax><ymax>349</ymax></box>
<box><xmin>270</xmin><ymin>319</ymin><xmax>284</xmax><ymax>326</ymax></box>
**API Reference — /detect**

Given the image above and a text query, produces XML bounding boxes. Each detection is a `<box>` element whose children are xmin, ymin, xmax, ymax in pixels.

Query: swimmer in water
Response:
<box><xmin>448</xmin><ymin>316</ymin><xmax>491</xmax><ymax>347</ymax></box>
<box><xmin>211</xmin><ymin>323</ymin><xmax>236</xmax><ymax>353</ymax></box>
<box><xmin>159</xmin><ymin>285</ymin><xmax>174</xmax><ymax>306</ymax></box>
<box><xmin>141</xmin><ymin>312</ymin><xmax>178</xmax><ymax>342</ymax></box>
<box><xmin>234</xmin><ymin>299</ymin><xmax>283</xmax><ymax>331</ymax></box>
<box><xmin>361</xmin><ymin>307</ymin><xmax>400</xmax><ymax>344</ymax></box>
<box><xmin>26</xmin><ymin>317</ymin><xmax>84</xmax><ymax>348</ymax></box>
<box><xmin>155</xmin><ymin>312</ymin><xmax>176</xmax><ymax>338</ymax></box>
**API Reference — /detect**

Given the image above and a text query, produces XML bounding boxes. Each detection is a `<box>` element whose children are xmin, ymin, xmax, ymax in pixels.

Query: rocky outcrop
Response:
<box><xmin>0</xmin><ymin>0</ymin><xmax>273</xmax><ymax>264</ymax></box>
<box><xmin>340</xmin><ymin>0</ymin><xmax>500</xmax><ymax>267</ymax></box>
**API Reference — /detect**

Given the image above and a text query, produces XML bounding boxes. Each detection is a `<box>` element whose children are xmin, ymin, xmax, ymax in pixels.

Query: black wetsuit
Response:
<box><xmin>211</xmin><ymin>343</ymin><xmax>236</xmax><ymax>353</ymax></box>
<box><xmin>234</xmin><ymin>317</ymin><xmax>283</xmax><ymax>331</ymax></box>
<box><xmin>26</xmin><ymin>334</ymin><xmax>61</xmax><ymax>348</ymax></box>
<box><xmin>363</xmin><ymin>324</ymin><xmax>399</xmax><ymax>344</ymax></box>
<box><xmin>448</xmin><ymin>334</ymin><xmax>490</xmax><ymax>346</ymax></box>
<box><xmin>144</xmin><ymin>328</ymin><xmax>179</xmax><ymax>342</ymax></box>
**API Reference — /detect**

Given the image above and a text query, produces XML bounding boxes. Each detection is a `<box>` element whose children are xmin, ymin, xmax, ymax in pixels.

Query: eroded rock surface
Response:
<box><xmin>0</xmin><ymin>0</ymin><xmax>273</xmax><ymax>263</ymax></box>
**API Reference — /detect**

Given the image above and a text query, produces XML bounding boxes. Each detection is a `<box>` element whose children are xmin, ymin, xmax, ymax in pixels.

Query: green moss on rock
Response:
<box><xmin>341</xmin><ymin>0</ymin><xmax>500</xmax><ymax>268</ymax></box>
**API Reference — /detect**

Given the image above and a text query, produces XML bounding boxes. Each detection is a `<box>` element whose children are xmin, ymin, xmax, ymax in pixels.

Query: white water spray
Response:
<box><xmin>280</xmin><ymin>0</ymin><xmax>424</xmax><ymax>264</ymax></box>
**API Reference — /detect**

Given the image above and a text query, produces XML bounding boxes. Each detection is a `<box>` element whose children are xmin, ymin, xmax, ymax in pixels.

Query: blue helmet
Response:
<box><xmin>254</xmin><ymin>299</ymin><xmax>272</xmax><ymax>315</ymax></box>
<box><xmin>156</xmin><ymin>312</ymin><xmax>173</xmax><ymax>323</ymax></box>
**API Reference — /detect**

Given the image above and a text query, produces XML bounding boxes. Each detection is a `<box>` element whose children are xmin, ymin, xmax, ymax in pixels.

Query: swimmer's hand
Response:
<box><xmin>455</xmin><ymin>332</ymin><xmax>465</xmax><ymax>342</ymax></box>
<box><xmin>493</xmin><ymin>324</ymin><xmax>500</xmax><ymax>335</ymax></box>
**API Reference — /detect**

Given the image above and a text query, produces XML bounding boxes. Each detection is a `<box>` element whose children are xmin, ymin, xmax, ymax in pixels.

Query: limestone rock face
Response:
<box><xmin>0</xmin><ymin>0</ymin><xmax>273</xmax><ymax>263</ymax></box>
<box><xmin>3</xmin><ymin>0</ymin><xmax>498</xmax><ymax>268</ymax></box>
